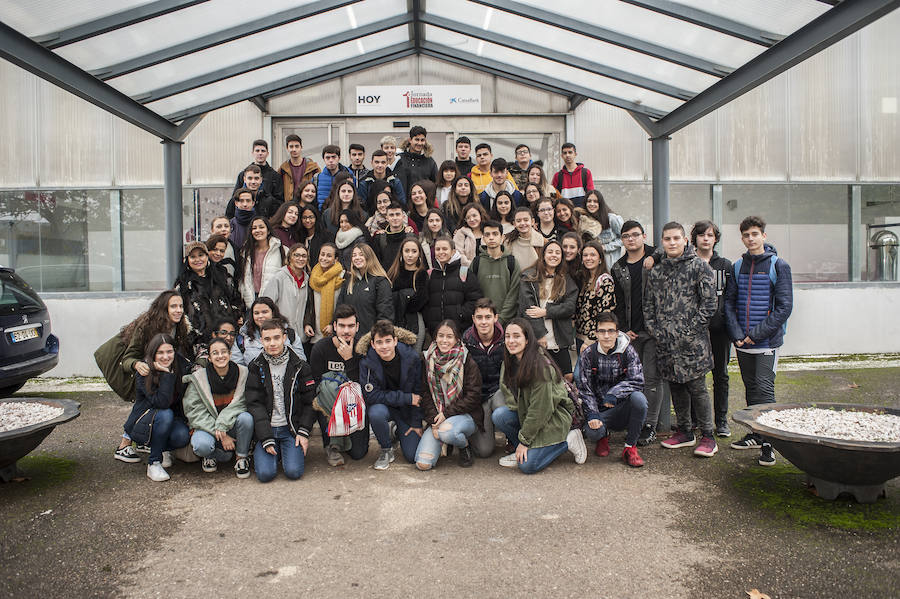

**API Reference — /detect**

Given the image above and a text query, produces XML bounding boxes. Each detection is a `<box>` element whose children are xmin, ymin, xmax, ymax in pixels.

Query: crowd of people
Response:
<box><xmin>94</xmin><ymin>126</ymin><xmax>793</xmax><ymax>483</ymax></box>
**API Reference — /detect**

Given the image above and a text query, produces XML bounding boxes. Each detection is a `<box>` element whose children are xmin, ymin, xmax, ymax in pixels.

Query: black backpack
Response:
<box><xmin>553</xmin><ymin>166</ymin><xmax>588</xmax><ymax>192</ymax></box>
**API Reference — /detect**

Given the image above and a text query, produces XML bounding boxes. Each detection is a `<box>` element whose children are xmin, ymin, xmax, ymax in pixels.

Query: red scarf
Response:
<box><xmin>289</xmin><ymin>266</ymin><xmax>305</xmax><ymax>290</ymax></box>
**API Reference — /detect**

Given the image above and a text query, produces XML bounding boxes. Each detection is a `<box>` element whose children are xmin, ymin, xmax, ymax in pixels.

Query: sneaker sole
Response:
<box><xmin>235</xmin><ymin>470</ymin><xmax>251</xmax><ymax>479</ymax></box>
<box><xmin>694</xmin><ymin>446</ymin><xmax>719</xmax><ymax>457</ymax></box>
<box><xmin>716</xmin><ymin>430</ymin><xmax>732</xmax><ymax>438</ymax></box>
<box><xmin>114</xmin><ymin>453</ymin><xmax>142</xmax><ymax>463</ymax></box>
<box><xmin>567</xmin><ymin>431</ymin><xmax>587</xmax><ymax>465</ymax></box>
<box><xmin>661</xmin><ymin>439</ymin><xmax>696</xmax><ymax>449</ymax></box>
<box><xmin>202</xmin><ymin>467</ymin><xmax>217</xmax><ymax>473</ymax></box>
<box><xmin>758</xmin><ymin>457</ymin><xmax>776</xmax><ymax>467</ymax></box>
<box><xmin>730</xmin><ymin>442</ymin><xmax>761</xmax><ymax>450</ymax></box>
<box><xmin>373</xmin><ymin>463</ymin><xmax>390</xmax><ymax>471</ymax></box>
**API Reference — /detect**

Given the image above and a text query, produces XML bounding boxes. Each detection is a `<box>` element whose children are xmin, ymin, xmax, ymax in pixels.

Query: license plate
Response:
<box><xmin>11</xmin><ymin>328</ymin><xmax>38</xmax><ymax>342</ymax></box>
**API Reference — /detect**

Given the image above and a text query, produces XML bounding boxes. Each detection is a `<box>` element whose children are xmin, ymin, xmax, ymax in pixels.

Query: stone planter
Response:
<box><xmin>0</xmin><ymin>398</ymin><xmax>80</xmax><ymax>482</ymax></box>
<box><xmin>732</xmin><ymin>403</ymin><xmax>900</xmax><ymax>503</ymax></box>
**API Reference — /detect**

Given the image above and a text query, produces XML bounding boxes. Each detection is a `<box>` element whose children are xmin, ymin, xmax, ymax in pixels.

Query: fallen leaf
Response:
<box><xmin>848</xmin><ymin>383</ymin><xmax>859</xmax><ymax>389</ymax></box>
<box><xmin>747</xmin><ymin>590</ymin><xmax>772</xmax><ymax>599</ymax></box>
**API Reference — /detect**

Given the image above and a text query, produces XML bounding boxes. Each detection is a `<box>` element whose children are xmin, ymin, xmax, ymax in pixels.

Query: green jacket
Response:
<box><xmin>500</xmin><ymin>360</ymin><xmax>573</xmax><ymax>448</ymax></box>
<box><xmin>182</xmin><ymin>365</ymin><xmax>249</xmax><ymax>434</ymax></box>
<box><xmin>472</xmin><ymin>246</ymin><xmax>521</xmax><ymax>324</ymax></box>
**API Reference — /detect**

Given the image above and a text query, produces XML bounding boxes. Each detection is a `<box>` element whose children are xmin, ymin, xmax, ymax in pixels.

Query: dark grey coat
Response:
<box><xmin>519</xmin><ymin>269</ymin><xmax>578</xmax><ymax>348</ymax></box>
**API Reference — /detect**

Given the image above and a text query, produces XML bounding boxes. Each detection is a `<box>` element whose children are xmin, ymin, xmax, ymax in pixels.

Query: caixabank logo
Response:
<box><xmin>449</xmin><ymin>96</ymin><xmax>479</xmax><ymax>105</ymax></box>
<box><xmin>402</xmin><ymin>90</ymin><xmax>433</xmax><ymax>108</ymax></box>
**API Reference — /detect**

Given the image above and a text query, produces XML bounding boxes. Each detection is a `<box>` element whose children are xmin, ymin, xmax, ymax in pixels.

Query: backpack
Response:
<box><xmin>469</xmin><ymin>254</ymin><xmax>516</xmax><ymax>278</ymax></box>
<box><xmin>553</xmin><ymin>166</ymin><xmax>588</xmax><ymax>193</ymax></box>
<box><xmin>733</xmin><ymin>256</ymin><xmax>788</xmax><ymax>334</ymax></box>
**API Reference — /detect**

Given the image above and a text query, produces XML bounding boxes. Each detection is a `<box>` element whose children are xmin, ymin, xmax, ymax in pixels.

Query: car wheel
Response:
<box><xmin>0</xmin><ymin>383</ymin><xmax>26</xmax><ymax>398</ymax></box>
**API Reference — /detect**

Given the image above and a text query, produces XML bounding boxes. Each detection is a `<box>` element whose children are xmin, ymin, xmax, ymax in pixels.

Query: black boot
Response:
<box><xmin>458</xmin><ymin>445</ymin><xmax>474</xmax><ymax>468</ymax></box>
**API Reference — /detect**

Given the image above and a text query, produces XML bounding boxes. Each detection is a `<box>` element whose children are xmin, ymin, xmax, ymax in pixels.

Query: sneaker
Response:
<box><xmin>694</xmin><ymin>436</ymin><xmax>718</xmax><ymax>457</ymax></box>
<box><xmin>716</xmin><ymin>423</ymin><xmax>732</xmax><ymax>438</ymax></box>
<box><xmin>201</xmin><ymin>457</ymin><xmax>217</xmax><ymax>473</ymax></box>
<box><xmin>730</xmin><ymin>433</ymin><xmax>762</xmax><ymax>450</ymax></box>
<box><xmin>758</xmin><ymin>443</ymin><xmax>776</xmax><ymax>466</ymax></box>
<box><xmin>622</xmin><ymin>446</ymin><xmax>644</xmax><ymax>468</ymax></box>
<box><xmin>498</xmin><ymin>453</ymin><xmax>518</xmax><ymax>468</ymax></box>
<box><xmin>146</xmin><ymin>462</ymin><xmax>170</xmax><ymax>482</ymax></box>
<box><xmin>374</xmin><ymin>448</ymin><xmax>394</xmax><ymax>470</ymax></box>
<box><xmin>566</xmin><ymin>429</ymin><xmax>587</xmax><ymax>465</ymax></box>
<box><xmin>661</xmin><ymin>430</ymin><xmax>696</xmax><ymax>449</ymax></box>
<box><xmin>234</xmin><ymin>457</ymin><xmax>251</xmax><ymax>478</ymax></box>
<box><xmin>135</xmin><ymin>444</ymin><xmax>150</xmax><ymax>454</ymax></box>
<box><xmin>636</xmin><ymin>425</ymin><xmax>657</xmax><ymax>447</ymax></box>
<box><xmin>458</xmin><ymin>445</ymin><xmax>474</xmax><ymax>468</ymax></box>
<box><xmin>161</xmin><ymin>451</ymin><xmax>174</xmax><ymax>468</ymax></box>
<box><xmin>326</xmin><ymin>445</ymin><xmax>345</xmax><ymax>467</ymax></box>
<box><xmin>114</xmin><ymin>445</ymin><xmax>142</xmax><ymax>463</ymax></box>
<box><xmin>595</xmin><ymin>436</ymin><xmax>610</xmax><ymax>457</ymax></box>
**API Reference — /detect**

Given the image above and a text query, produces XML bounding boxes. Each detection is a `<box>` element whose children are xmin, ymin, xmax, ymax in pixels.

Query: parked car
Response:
<box><xmin>0</xmin><ymin>267</ymin><xmax>59</xmax><ymax>396</ymax></box>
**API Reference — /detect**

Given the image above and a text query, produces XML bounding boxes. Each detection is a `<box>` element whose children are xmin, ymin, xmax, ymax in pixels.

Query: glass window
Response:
<box><xmin>861</xmin><ymin>185</ymin><xmax>900</xmax><ymax>281</ymax></box>
<box><xmin>194</xmin><ymin>187</ymin><xmax>232</xmax><ymax>243</ymax></box>
<box><xmin>122</xmin><ymin>188</ymin><xmax>193</xmax><ymax>290</ymax></box>
<box><xmin>722</xmin><ymin>184</ymin><xmax>848</xmax><ymax>282</ymax></box>
<box><xmin>0</xmin><ymin>270</ymin><xmax>45</xmax><ymax>315</ymax></box>
<box><xmin>0</xmin><ymin>190</ymin><xmax>113</xmax><ymax>292</ymax></box>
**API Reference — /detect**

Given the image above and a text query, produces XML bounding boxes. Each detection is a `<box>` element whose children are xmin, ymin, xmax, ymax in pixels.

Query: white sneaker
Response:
<box><xmin>374</xmin><ymin>448</ymin><xmax>394</xmax><ymax>470</ymax></box>
<box><xmin>161</xmin><ymin>451</ymin><xmax>174</xmax><ymax>468</ymax></box>
<box><xmin>566</xmin><ymin>429</ymin><xmax>587</xmax><ymax>464</ymax></box>
<box><xmin>498</xmin><ymin>453</ymin><xmax>517</xmax><ymax>468</ymax></box>
<box><xmin>201</xmin><ymin>457</ymin><xmax>217</xmax><ymax>473</ymax></box>
<box><xmin>146</xmin><ymin>462</ymin><xmax>170</xmax><ymax>482</ymax></box>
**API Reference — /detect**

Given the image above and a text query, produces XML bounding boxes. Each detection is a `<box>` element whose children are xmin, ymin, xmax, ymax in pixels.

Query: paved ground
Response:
<box><xmin>2</xmin><ymin>366</ymin><xmax>899</xmax><ymax>598</ymax></box>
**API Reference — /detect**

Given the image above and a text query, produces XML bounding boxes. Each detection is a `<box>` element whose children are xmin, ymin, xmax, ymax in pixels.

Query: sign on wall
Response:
<box><xmin>355</xmin><ymin>85</ymin><xmax>481</xmax><ymax>114</ymax></box>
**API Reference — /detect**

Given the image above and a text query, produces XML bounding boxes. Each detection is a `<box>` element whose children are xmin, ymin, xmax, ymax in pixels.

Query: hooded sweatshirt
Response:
<box><xmin>471</xmin><ymin>246</ymin><xmax>521</xmax><ymax>324</ymax></box>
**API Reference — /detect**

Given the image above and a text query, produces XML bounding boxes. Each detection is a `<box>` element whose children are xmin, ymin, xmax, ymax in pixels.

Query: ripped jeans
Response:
<box><xmin>414</xmin><ymin>414</ymin><xmax>476</xmax><ymax>469</ymax></box>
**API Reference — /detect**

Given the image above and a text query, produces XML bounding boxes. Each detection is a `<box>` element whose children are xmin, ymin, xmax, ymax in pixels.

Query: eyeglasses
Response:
<box><xmin>621</xmin><ymin>233</ymin><xmax>643</xmax><ymax>240</ymax></box>
<box><xmin>538</xmin><ymin>207</ymin><xmax>553</xmax><ymax>213</ymax></box>
<box><xmin>213</xmin><ymin>330</ymin><xmax>236</xmax><ymax>338</ymax></box>
<box><xmin>515</xmin><ymin>149</ymin><xmax>529</xmax><ymax>155</ymax></box>
<box><xmin>596</xmin><ymin>328</ymin><xmax>618</xmax><ymax>336</ymax></box>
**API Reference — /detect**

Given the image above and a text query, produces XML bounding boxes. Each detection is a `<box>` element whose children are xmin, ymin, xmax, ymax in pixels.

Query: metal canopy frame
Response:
<box><xmin>1</xmin><ymin>0</ymin><xmax>898</xmax><ymax>275</ymax></box>
<box><xmin>92</xmin><ymin>0</ymin><xmax>360</xmax><ymax>79</ymax></box>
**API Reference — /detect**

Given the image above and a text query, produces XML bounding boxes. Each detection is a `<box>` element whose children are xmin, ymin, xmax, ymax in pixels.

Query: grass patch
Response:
<box><xmin>16</xmin><ymin>453</ymin><xmax>78</xmax><ymax>490</ymax></box>
<box><xmin>733</xmin><ymin>462</ymin><xmax>900</xmax><ymax>532</ymax></box>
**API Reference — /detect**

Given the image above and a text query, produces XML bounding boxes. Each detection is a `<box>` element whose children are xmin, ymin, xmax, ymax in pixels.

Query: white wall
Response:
<box><xmin>38</xmin><ymin>286</ymin><xmax>900</xmax><ymax>377</ymax></box>
<box><xmin>43</xmin><ymin>294</ymin><xmax>153</xmax><ymax>377</ymax></box>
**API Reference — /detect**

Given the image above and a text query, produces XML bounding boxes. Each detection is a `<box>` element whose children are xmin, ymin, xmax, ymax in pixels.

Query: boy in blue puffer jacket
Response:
<box><xmin>724</xmin><ymin>216</ymin><xmax>793</xmax><ymax>466</ymax></box>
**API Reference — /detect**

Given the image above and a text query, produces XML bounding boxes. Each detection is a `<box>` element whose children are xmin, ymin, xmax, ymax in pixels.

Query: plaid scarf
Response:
<box><xmin>425</xmin><ymin>342</ymin><xmax>467</xmax><ymax>413</ymax></box>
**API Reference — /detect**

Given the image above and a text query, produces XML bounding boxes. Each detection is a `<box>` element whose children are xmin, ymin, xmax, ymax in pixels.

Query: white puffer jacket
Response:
<box><xmin>240</xmin><ymin>237</ymin><xmax>284</xmax><ymax>308</ymax></box>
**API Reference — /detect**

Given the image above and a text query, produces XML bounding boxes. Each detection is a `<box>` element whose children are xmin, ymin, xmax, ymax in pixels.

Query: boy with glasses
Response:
<box><xmin>575</xmin><ymin>312</ymin><xmax>647</xmax><ymax>467</ymax></box>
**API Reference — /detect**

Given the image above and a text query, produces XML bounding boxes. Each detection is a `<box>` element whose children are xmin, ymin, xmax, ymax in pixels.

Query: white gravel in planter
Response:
<box><xmin>757</xmin><ymin>407</ymin><xmax>900</xmax><ymax>443</ymax></box>
<box><xmin>0</xmin><ymin>402</ymin><xmax>65</xmax><ymax>433</ymax></box>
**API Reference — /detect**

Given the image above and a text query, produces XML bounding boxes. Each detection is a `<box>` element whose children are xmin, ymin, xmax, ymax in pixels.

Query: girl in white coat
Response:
<box><xmin>260</xmin><ymin>243</ymin><xmax>316</xmax><ymax>342</ymax></box>
<box><xmin>239</xmin><ymin>216</ymin><xmax>285</xmax><ymax>310</ymax></box>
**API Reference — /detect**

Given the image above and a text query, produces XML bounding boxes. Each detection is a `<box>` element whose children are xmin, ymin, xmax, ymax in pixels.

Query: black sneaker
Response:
<box><xmin>715</xmin><ymin>423</ymin><xmax>732</xmax><ymax>438</ymax></box>
<box><xmin>636</xmin><ymin>425</ymin><xmax>657</xmax><ymax>447</ymax></box>
<box><xmin>730</xmin><ymin>433</ymin><xmax>762</xmax><ymax>450</ymax></box>
<box><xmin>458</xmin><ymin>446</ymin><xmax>474</xmax><ymax>468</ymax></box>
<box><xmin>758</xmin><ymin>443</ymin><xmax>776</xmax><ymax>466</ymax></box>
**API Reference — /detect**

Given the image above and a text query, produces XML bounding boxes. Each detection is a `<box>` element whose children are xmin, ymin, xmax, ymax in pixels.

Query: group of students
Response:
<box><xmin>93</xmin><ymin>125</ymin><xmax>793</xmax><ymax>481</ymax></box>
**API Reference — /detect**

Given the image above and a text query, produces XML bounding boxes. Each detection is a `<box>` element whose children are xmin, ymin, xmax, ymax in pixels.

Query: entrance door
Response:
<box><xmin>272</xmin><ymin>121</ymin><xmax>344</xmax><ymax>168</ymax></box>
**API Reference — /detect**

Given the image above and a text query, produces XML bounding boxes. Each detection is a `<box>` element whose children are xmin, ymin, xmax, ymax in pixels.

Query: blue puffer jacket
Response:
<box><xmin>724</xmin><ymin>244</ymin><xmax>793</xmax><ymax>349</ymax></box>
<box><xmin>313</xmin><ymin>164</ymin><xmax>351</xmax><ymax>209</ymax></box>
<box><xmin>358</xmin><ymin>332</ymin><xmax>424</xmax><ymax>426</ymax></box>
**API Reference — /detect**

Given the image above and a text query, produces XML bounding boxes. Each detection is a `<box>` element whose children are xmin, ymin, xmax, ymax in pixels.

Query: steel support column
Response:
<box><xmin>651</xmin><ymin>136</ymin><xmax>671</xmax><ymax>243</ymax></box>
<box><xmin>849</xmin><ymin>184</ymin><xmax>862</xmax><ymax>281</ymax></box>
<box><xmin>163</xmin><ymin>140</ymin><xmax>184</xmax><ymax>287</ymax></box>
<box><xmin>711</xmin><ymin>184</ymin><xmax>724</xmax><ymax>228</ymax></box>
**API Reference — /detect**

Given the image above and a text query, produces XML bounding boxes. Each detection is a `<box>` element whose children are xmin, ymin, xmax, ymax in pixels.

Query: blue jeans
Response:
<box><xmin>253</xmin><ymin>425</ymin><xmax>305</xmax><ymax>482</ymax></box>
<box><xmin>491</xmin><ymin>406</ymin><xmax>568</xmax><ymax>474</ymax></box>
<box><xmin>148</xmin><ymin>408</ymin><xmax>190</xmax><ymax>464</ymax></box>
<box><xmin>415</xmin><ymin>414</ymin><xmax>476</xmax><ymax>469</ymax></box>
<box><xmin>368</xmin><ymin>404</ymin><xmax>422</xmax><ymax>463</ymax></box>
<box><xmin>582</xmin><ymin>391</ymin><xmax>648</xmax><ymax>447</ymax></box>
<box><xmin>190</xmin><ymin>412</ymin><xmax>254</xmax><ymax>461</ymax></box>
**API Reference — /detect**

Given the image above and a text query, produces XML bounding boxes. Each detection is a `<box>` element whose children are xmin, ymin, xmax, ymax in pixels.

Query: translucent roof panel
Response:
<box><xmin>428</xmin><ymin>1</ymin><xmax>719</xmax><ymax>95</ymax></box>
<box><xmin>425</xmin><ymin>25</ymin><xmax>683</xmax><ymax>115</ymax></box>
<box><xmin>667</xmin><ymin>0</ymin><xmax>830</xmax><ymax>38</ymax></box>
<box><xmin>0</xmin><ymin>0</ymin><xmax>156</xmax><ymax>38</ymax></box>
<box><xmin>145</xmin><ymin>26</ymin><xmax>410</xmax><ymax>118</ymax></box>
<box><xmin>54</xmin><ymin>0</ymin><xmax>330</xmax><ymax>71</ymax></box>
<box><xmin>502</xmin><ymin>0</ymin><xmax>766</xmax><ymax>70</ymax></box>
<box><xmin>108</xmin><ymin>0</ymin><xmax>407</xmax><ymax>99</ymax></box>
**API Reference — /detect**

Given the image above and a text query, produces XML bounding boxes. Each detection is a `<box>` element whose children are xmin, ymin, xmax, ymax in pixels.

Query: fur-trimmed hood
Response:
<box><xmin>399</xmin><ymin>138</ymin><xmax>434</xmax><ymax>157</ymax></box>
<box><xmin>354</xmin><ymin>325</ymin><xmax>417</xmax><ymax>355</ymax></box>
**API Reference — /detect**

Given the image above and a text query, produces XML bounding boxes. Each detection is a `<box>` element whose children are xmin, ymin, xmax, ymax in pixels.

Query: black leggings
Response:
<box><xmin>546</xmin><ymin>347</ymin><xmax>572</xmax><ymax>375</ymax></box>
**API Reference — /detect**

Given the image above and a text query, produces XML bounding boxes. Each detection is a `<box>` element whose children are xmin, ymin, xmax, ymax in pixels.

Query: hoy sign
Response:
<box><xmin>356</xmin><ymin>85</ymin><xmax>481</xmax><ymax>114</ymax></box>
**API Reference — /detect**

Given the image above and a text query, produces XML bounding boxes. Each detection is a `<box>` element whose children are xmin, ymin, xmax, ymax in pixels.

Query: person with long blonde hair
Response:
<box><xmin>336</xmin><ymin>243</ymin><xmax>393</xmax><ymax>338</ymax></box>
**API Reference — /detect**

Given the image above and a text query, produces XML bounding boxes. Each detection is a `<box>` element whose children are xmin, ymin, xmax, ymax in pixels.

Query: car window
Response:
<box><xmin>0</xmin><ymin>271</ymin><xmax>45</xmax><ymax>315</ymax></box>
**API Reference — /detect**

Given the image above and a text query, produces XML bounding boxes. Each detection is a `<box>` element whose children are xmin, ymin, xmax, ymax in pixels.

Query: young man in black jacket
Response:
<box><xmin>246</xmin><ymin>319</ymin><xmax>316</xmax><ymax>482</ymax></box>
<box><xmin>462</xmin><ymin>298</ymin><xmax>506</xmax><ymax>457</ymax></box>
<box><xmin>611</xmin><ymin>220</ymin><xmax>661</xmax><ymax>446</ymax></box>
<box><xmin>233</xmin><ymin>139</ymin><xmax>284</xmax><ymax>203</ymax></box>
<box><xmin>395</xmin><ymin>125</ymin><xmax>437</xmax><ymax>198</ymax></box>
<box><xmin>691</xmin><ymin>220</ymin><xmax>733</xmax><ymax>437</ymax></box>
